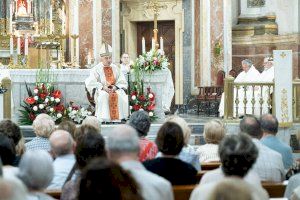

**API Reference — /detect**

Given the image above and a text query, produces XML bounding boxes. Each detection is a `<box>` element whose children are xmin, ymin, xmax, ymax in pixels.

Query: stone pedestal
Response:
<box><xmin>131</xmin><ymin>68</ymin><xmax>174</xmax><ymax>121</ymax></box>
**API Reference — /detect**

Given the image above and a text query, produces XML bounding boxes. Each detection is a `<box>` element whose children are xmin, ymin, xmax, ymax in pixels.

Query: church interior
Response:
<box><xmin>0</xmin><ymin>0</ymin><xmax>300</xmax><ymax>199</ymax></box>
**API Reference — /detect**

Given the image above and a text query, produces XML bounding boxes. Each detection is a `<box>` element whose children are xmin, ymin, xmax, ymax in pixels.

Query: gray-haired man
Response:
<box><xmin>106</xmin><ymin>125</ymin><xmax>174</xmax><ymax>200</ymax></box>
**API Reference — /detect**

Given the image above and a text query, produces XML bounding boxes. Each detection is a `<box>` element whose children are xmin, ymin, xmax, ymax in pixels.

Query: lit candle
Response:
<box><xmin>25</xmin><ymin>34</ymin><xmax>29</xmax><ymax>55</ymax></box>
<box><xmin>142</xmin><ymin>37</ymin><xmax>146</xmax><ymax>53</ymax></box>
<box><xmin>49</xmin><ymin>5</ymin><xmax>53</xmax><ymax>33</ymax></box>
<box><xmin>160</xmin><ymin>37</ymin><xmax>164</xmax><ymax>51</ymax></box>
<box><xmin>9</xmin><ymin>3</ymin><xmax>13</xmax><ymax>33</ymax></box>
<box><xmin>87</xmin><ymin>52</ymin><xmax>91</xmax><ymax>65</ymax></box>
<box><xmin>151</xmin><ymin>37</ymin><xmax>155</xmax><ymax>50</ymax></box>
<box><xmin>10</xmin><ymin>35</ymin><xmax>14</xmax><ymax>55</ymax></box>
<box><xmin>72</xmin><ymin>1</ymin><xmax>79</xmax><ymax>35</ymax></box>
<box><xmin>17</xmin><ymin>35</ymin><xmax>20</xmax><ymax>55</ymax></box>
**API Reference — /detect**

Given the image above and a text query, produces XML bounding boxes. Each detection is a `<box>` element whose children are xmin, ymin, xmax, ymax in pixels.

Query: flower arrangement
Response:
<box><xmin>19</xmin><ymin>82</ymin><xmax>65</xmax><ymax>125</ymax></box>
<box><xmin>66</xmin><ymin>101</ymin><xmax>92</xmax><ymax>124</ymax></box>
<box><xmin>133</xmin><ymin>49</ymin><xmax>170</xmax><ymax>73</ymax></box>
<box><xmin>130</xmin><ymin>84</ymin><xmax>157</xmax><ymax>121</ymax></box>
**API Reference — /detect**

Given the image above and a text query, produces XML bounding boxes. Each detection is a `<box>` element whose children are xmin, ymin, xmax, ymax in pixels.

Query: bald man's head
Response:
<box><xmin>50</xmin><ymin>130</ymin><xmax>74</xmax><ymax>156</ymax></box>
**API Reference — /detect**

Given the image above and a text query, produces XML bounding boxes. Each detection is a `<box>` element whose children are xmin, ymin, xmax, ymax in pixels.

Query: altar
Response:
<box><xmin>5</xmin><ymin>69</ymin><xmax>90</xmax><ymax>121</ymax></box>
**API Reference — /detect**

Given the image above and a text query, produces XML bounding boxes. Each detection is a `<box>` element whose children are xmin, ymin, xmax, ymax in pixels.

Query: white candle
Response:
<box><xmin>72</xmin><ymin>1</ymin><xmax>79</xmax><ymax>35</ymax></box>
<box><xmin>151</xmin><ymin>37</ymin><xmax>155</xmax><ymax>50</ymax></box>
<box><xmin>160</xmin><ymin>37</ymin><xmax>164</xmax><ymax>51</ymax></box>
<box><xmin>49</xmin><ymin>5</ymin><xmax>53</xmax><ymax>33</ymax></box>
<box><xmin>10</xmin><ymin>35</ymin><xmax>14</xmax><ymax>55</ymax></box>
<box><xmin>62</xmin><ymin>5</ymin><xmax>66</xmax><ymax>34</ymax></box>
<box><xmin>87</xmin><ymin>52</ymin><xmax>91</xmax><ymax>65</ymax></box>
<box><xmin>142</xmin><ymin>37</ymin><xmax>146</xmax><ymax>53</ymax></box>
<box><xmin>17</xmin><ymin>35</ymin><xmax>20</xmax><ymax>55</ymax></box>
<box><xmin>9</xmin><ymin>3</ymin><xmax>13</xmax><ymax>33</ymax></box>
<box><xmin>25</xmin><ymin>34</ymin><xmax>29</xmax><ymax>55</ymax></box>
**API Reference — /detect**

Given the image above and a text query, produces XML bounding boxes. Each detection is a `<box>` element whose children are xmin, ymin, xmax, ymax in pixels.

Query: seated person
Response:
<box><xmin>191</xmin><ymin>134</ymin><xmax>268</xmax><ymax>200</ymax></box>
<box><xmin>85</xmin><ymin>43</ymin><xmax>128</xmax><ymax>123</ymax></box>
<box><xmin>143</xmin><ymin>122</ymin><xmax>197</xmax><ymax>185</ymax></box>
<box><xmin>197</xmin><ymin>119</ymin><xmax>225</xmax><ymax>163</ymax></box>
<box><xmin>219</xmin><ymin>59</ymin><xmax>261</xmax><ymax>117</ymax></box>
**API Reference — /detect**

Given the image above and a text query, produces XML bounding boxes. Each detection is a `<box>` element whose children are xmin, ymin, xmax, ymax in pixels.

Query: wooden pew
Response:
<box><xmin>262</xmin><ymin>181</ymin><xmax>287</xmax><ymax>198</ymax></box>
<box><xmin>44</xmin><ymin>189</ymin><xmax>62</xmax><ymax>200</ymax></box>
<box><xmin>196</xmin><ymin>170</ymin><xmax>208</xmax><ymax>182</ymax></box>
<box><xmin>200</xmin><ymin>162</ymin><xmax>221</xmax><ymax>171</ymax></box>
<box><xmin>173</xmin><ymin>185</ymin><xmax>197</xmax><ymax>200</ymax></box>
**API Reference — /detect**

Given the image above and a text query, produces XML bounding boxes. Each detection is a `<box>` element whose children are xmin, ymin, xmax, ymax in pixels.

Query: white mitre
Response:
<box><xmin>100</xmin><ymin>43</ymin><xmax>112</xmax><ymax>57</ymax></box>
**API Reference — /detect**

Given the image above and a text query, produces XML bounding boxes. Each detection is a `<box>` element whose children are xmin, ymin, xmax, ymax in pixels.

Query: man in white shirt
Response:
<box><xmin>240</xmin><ymin>116</ymin><xmax>285</xmax><ymax>182</ymax></box>
<box><xmin>106</xmin><ymin>125</ymin><xmax>174</xmax><ymax>200</ymax></box>
<box><xmin>219</xmin><ymin>59</ymin><xmax>261</xmax><ymax>117</ymax></box>
<box><xmin>47</xmin><ymin>130</ymin><xmax>76</xmax><ymax>189</ymax></box>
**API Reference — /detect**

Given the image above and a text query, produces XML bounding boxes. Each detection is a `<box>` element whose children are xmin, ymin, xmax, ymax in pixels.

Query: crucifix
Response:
<box><xmin>147</xmin><ymin>0</ymin><xmax>164</xmax><ymax>50</ymax></box>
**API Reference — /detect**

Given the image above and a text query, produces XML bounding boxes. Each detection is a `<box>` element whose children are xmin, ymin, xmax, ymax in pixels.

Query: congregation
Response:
<box><xmin>0</xmin><ymin>111</ymin><xmax>299</xmax><ymax>200</ymax></box>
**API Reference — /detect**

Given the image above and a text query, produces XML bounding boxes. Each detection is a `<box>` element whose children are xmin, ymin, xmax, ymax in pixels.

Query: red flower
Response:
<box><xmin>54</xmin><ymin>104</ymin><xmax>64</xmax><ymax>112</ymax></box>
<box><xmin>131</xmin><ymin>91</ymin><xmax>138</xmax><ymax>96</ymax></box>
<box><xmin>133</xmin><ymin>104</ymin><xmax>141</xmax><ymax>111</ymax></box>
<box><xmin>29</xmin><ymin>113</ymin><xmax>36</xmax><ymax>121</ymax></box>
<box><xmin>25</xmin><ymin>97</ymin><xmax>35</xmax><ymax>104</ymax></box>
<box><xmin>72</xmin><ymin>105</ymin><xmax>80</xmax><ymax>110</ymax></box>
<box><xmin>39</xmin><ymin>93</ymin><xmax>47</xmax><ymax>100</ymax></box>
<box><xmin>147</xmin><ymin>104</ymin><xmax>155</xmax><ymax>111</ymax></box>
<box><xmin>138</xmin><ymin>95</ymin><xmax>146</xmax><ymax>101</ymax></box>
<box><xmin>52</xmin><ymin>90</ymin><xmax>62</xmax><ymax>99</ymax></box>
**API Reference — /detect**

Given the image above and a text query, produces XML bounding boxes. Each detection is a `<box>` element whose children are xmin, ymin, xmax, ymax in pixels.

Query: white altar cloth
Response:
<box><xmin>7</xmin><ymin>69</ymin><xmax>91</xmax><ymax>122</ymax></box>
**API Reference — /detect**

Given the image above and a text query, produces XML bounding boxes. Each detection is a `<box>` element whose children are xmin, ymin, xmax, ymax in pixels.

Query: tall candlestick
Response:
<box><xmin>142</xmin><ymin>37</ymin><xmax>146</xmax><ymax>53</ymax></box>
<box><xmin>17</xmin><ymin>35</ymin><xmax>20</xmax><ymax>55</ymax></box>
<box><xmin>72</xmin><ymin>0</ymin><xmax>79</xmax><ymax>35</ymax></box>
<box><xmin>25</xmin><ymin>34</ymin><xmax>29</xmax><ymax>55</ymax></box>
<box><xmin>151</xmin><ymin>37</ymin><xmax>155</xmax><ymax>50</ymax></box>
<box><xmin>10</xmin><ymin>35</ymin><xmax>14</xmax><ymax>55</ymax></box>
<box><xmin>160</xmin><ymin>37</ymin><xmax>163</xmax><ymax>51</ymax></box>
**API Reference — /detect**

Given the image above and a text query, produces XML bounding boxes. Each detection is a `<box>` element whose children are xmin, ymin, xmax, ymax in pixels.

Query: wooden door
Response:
<box><xmin>136</xmin><ymin>21</ymin><xmax>175</xmax><ymax>86</ymax></box>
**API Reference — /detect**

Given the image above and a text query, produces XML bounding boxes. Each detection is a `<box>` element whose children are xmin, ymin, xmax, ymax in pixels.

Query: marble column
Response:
<box><xmin>78</xmin><ymin>0</ymin><xmax>93</xmax><ymax>67</ymax></box>
<box><xmin>93</xmin><ymin>0</ymin><xmax>102</xmax><ymax>64</ymax></box>
<box><xmin>111</xmin><ymin>0</ymin><xmax>120</xmax><ymax>63</ymax></box>
<box><xmin>200</xmin><ymin>0</ymin><xmax>211</xmax><ymax>86</ymax></box>
<box><xmin>223</xmin><ymin>0</ymin><xmax>232</xmax><ymax>74</ymax></box>
<box><xmin>102</xmin><ymin>0</ymin><xmax>112</xmax><ymax>45</ymax></box>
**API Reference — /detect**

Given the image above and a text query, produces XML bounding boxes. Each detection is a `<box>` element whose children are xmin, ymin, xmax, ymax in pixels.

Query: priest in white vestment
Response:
<box><xmin>85</xmin><ymin>43</ymin><xmax>128</xmax><ymax>122</ymax></box>
<box><xmin>219</xmin><ymin>59</ymin><xmax>261</xmax><ymax>117</ymax></box>
<box><xmin>259</xmin><ymin>57</ymin><xmax>275</xmax><ymax>114</ymax></box>
<box><xmin>119</xmin><ymin>53</ymin><xmax>132</xmax><ymax>76</ymax></box>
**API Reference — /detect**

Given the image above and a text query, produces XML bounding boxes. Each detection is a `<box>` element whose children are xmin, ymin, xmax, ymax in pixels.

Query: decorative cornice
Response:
<box><xmin>233</xmin><ymin>34</ymin><xmax>300</xmax><ymax>45</ymax></box>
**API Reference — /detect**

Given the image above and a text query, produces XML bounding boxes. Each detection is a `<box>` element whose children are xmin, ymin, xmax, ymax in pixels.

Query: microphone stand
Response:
<box><xmin>127</xmin><ymin>71</ymin><xmax>131</xmax><ymax>120</ymax></box>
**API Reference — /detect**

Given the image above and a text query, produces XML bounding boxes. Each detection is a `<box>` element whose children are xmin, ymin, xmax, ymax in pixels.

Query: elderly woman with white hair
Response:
<box><xmin>25</xmin><ymin>114</ymin><xmax>55</xmax><ymax>151</ymax></box>
<box><xmin>156</xmin><ymin>116</ymin><xmax>200</xmax><ymax>171</ymax></box>
<box><xmin>17</xmin><ymin>150</ymin><xmax>54</xmax><ymax>200</ymax></box>
<box><xmin>197</xmin><ymin>119</ymin><xmax>225</xmax><ymax>163</ymax></box>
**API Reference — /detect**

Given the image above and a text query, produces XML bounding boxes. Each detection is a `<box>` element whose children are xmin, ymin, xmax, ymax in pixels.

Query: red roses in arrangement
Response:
<box><xmin>20</xmin><ymin>83</ymin><xmax>65</xmax><ymax>125</ymax></box>
<box><xmin>130</xmin><ymin>86</ymin><xmax>156</xmax><ymax>119</ymax></box>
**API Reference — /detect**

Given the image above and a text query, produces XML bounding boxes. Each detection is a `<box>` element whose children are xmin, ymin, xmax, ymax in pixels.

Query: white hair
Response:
<box><xmin>82</xmin><ymin>116</ymin><xmax>100</xmax><ymax>132</ymax></box>
<box><xmin>106</xmin><ymin>125</ymin><xmax>140</xmax><ymax>154</ymax></box>
<box><xmin>32</xmin><ymin>114</ymin><xmax>55</xmax><ymax>138</ymax></box>
<box><xmin>18</xmin><ymin>150</ymin><xmax>53</xmax><ymax>190</ymax></box>
<box><xmin>242</xmin><ymin>59</ymin><xmax>253</xmax><ymax>67</ymax></box>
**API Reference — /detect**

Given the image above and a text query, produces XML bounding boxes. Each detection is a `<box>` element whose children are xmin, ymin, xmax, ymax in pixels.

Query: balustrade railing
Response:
<box><xmin>224</xmin><ymin>76</ymin><xmax>300</xmax><ymax>123</ymax></box>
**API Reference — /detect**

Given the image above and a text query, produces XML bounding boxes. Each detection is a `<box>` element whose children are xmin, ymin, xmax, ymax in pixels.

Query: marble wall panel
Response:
<box><xmin>102</xmin><ymin>0</ymin><xmax>112</xmax><ymax>45</ymax></box>
<box><xmin>79</xmin><ymin>0</ymin><xmax>93</xmax><ymax>67</ymax></box>
<box><xmin>210</xmin><ymin>0</ymin><xmax>224</xmax><ymax>85</ymax></box>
